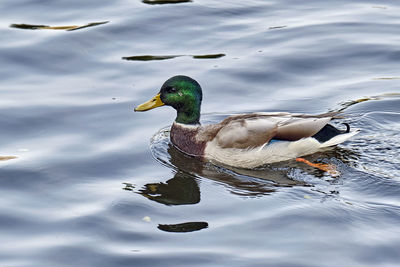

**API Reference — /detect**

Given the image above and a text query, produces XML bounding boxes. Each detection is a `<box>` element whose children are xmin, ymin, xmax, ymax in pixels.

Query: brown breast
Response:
<box><xmin>170</xmin><ymin>123</ymin><xmax>207</xmax><ymax>157</ymax></box>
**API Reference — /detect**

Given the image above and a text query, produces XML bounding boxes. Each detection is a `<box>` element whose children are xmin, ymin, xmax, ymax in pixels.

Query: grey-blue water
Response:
<box><xmin>1</xmin><ymin>1</ymin><xmax>400</xmax><ymax>266</ymax></box>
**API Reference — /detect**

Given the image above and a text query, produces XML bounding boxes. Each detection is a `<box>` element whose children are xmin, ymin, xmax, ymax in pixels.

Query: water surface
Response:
<box><xmin>1</xmin><ymin>0</ymin><xmax>400</xmax><ymax>266</ymax></box>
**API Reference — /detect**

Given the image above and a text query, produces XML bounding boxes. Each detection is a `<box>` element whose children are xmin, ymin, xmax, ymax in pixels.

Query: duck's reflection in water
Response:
<box><xmin>138</xmin><ymin>170</ymin><xmax>207</xmax><ymax>233</ymax></box>
<box><xmin>139</xmin><ymin>171</ymin><xmax>200</xmax><ymax>206</ymax></box>
<box><xmin>158</xmin><ymin>221</ymin><xmax>208</xmax><ymax>233</ymax></box>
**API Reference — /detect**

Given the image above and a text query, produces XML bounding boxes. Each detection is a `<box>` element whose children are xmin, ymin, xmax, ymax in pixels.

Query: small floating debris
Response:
<box><xmin>142</xmin><ymin>216</ymin><xmax>152</xmax><ymax>222</ymax></box>
<box><xmin>158</xmin><ymin>221</ymin><xmax>208</xmax><ymax>233</ymax></box>
<box><xmin>0</xmin><ymin>156</ymin><xmax>17</xmax><ymax>161</ymax></box>
<box><xmin>337</xmin><ymin>96</ymin><xmax>380</xmax><ymax>112</ymax></box>
<box><xmin>373</xmin><ymin>77</ymin><xmax>400</xmax><ymax>80</ymax></box>
<box><xmin>66</xmin><ymin>21</ymin><xmax>109</xmax><ymax>31</ymax></box>
<box><xmin>122</xmin><ymin>53</ymin><xmax>225</xmax><ymax>61</ymax></box>
<box><xmin>345</xmin><ymin>97</ymin><xmax>379</xmax><ymax>106</ymax></box>
<box><xmin>10</xmin><ymin>21</ymin><xmax>109</xmax><ymax>31</ymax></box>
<box><xmin>142</xmin><ymin>0</ymin><xmax>192</xmax><ymax>4</ymax></box>
<box><xmin>268</xmin><ymin>25</ymin><xmax>287</xmax><ymax>30</ymax></box>
<box><xmin>296</xmin><ymin>158</ymin><xmax>340</xmax><ymax>177</ymax></box>
<box><xmin>337</xmin><ymin>93</ymin><xmax>400</xmax><ymax>112</ymax></box>
<box><xmin>380</xmin><ymin>93</ymin><xmax>400</xmax><ymax>97</ymax></box>
<box><xmin>372</xmin><ymin>6</ymin><xmax>387</xmax><ymax>9</ymax></box>
<box><xmin>122</xmin><ymin>182</ymin><xmax>136</xmax><ymax>191</ymax></box>
<box><xmin>10</xmin><ymin>24</ymin><xmax>48</xmax><ymax>30</ymax></box>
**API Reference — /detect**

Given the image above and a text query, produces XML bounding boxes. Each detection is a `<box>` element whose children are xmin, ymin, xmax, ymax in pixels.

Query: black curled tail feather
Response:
<box><xmin>343</xmin><ymin>123</ymin><xmax>350</xmax><ymax>133</ymax></box>
<box><xmin>312</xmin><ymin>123</ymin><xmax>351</xmax><ymax>143</ymax></box>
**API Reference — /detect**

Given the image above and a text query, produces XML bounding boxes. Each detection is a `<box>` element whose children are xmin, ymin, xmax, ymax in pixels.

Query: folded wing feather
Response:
<box><xmin>214</xmin><ymin>114</ymin><xmax>333</xmax><ymax>149</ymax></box>
<box><xmin>275</xmin><ymin>117</ymin><xmax>331</xmax><ymax>140</ymax></box>
<box><xmin>216</xmin><ymin>118</ymin><xmax>278</xmax><ymax>149</ymax></box>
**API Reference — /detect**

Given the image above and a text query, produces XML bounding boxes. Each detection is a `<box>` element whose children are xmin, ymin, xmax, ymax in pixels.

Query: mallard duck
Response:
<box><xmin>135</xmin><ymin>75</ymin><xmax>359</xmax><ymax>169</ymax></box>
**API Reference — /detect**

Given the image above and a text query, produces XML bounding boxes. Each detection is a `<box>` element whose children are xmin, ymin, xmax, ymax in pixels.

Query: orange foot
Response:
<box><xmin>296</xmin><ymin>158</ymin><xmax>340</xmax><ymax>177</ymax></box>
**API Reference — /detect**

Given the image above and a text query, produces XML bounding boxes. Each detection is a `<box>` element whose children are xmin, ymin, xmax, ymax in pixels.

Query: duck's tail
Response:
<box><xmin>312</xmin><ymin>123</ymin><xmax>359</xmax><ymax>147</ymax></box>
<box><xmin>312</xmin><ymin>123</ymin><xmax>360</xmax><ymax>147</ymax></box>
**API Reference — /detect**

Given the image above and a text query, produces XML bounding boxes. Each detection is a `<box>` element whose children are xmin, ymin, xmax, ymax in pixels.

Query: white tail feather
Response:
<box><xmin>320</xmin><ymin>130</ymin><xmax>360</xmax><ymax>147</ymax></box>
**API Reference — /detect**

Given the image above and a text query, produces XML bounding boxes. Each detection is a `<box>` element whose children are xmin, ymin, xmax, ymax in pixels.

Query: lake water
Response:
<box><xmin>1</xmin><ymin>0</ymin><xmax>400</xmax><ymax>266</ymax></box>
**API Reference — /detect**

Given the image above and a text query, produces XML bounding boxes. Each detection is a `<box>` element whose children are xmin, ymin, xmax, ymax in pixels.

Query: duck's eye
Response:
<box><xmin>168</xmin><ymin>87</ymin><xmax>177</xmax><ymax>93</ymax></box>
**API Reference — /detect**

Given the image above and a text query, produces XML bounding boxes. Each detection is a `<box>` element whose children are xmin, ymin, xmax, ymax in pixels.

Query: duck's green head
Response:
<box><xmin>135</xmin><ymin>75</ymin><xmax>203</xmax><ymax>125</ymax></box>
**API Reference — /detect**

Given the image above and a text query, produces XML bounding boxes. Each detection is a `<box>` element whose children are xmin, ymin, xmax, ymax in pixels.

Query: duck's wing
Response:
<box><xmin>212</xmin><ymin>113</ymin><xmax>334</xmax><ymax>149</ymax></box>
<box><xmin>214</xmin><ymin>116</ymin><xmax>278</xmax><ymax>149</ymax></box>
<box><xmin>275</xmin><ymin>116</ymin><xmax>332</xmax><ymax>141</ymax></box>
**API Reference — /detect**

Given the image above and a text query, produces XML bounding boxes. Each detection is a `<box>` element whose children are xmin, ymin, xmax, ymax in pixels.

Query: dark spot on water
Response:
<box><xmin>192</xmin><ymin>53</ymin><xmax>226</xmax><ymax>59</ymax></box>
<box><xmin>122</xmin><ymin>53</ymin><xmax>225</xmax><ymax>61</ymax></box>
<box><xmin>269</xmin><ymin>25</ymin><xmax>287</xmax><ymax>30</ymax></box>
<box><xmin>122</xmin><ymin>55</ymin><xmax>182</xmax><ymax>61</ymax></box>
<box><xmin>10</xmin><ymin>23</ymin><xmax>49</xmax><ymax>30</ymax></box>
<box><xmin>158</xmin><ymin>222</ymin><xmax>208</xmax><ymax>233</ymax></box>
<box><xmin>142</xmin><ymin>0</ymin><xmax>192</xmax><ymax>4</ymax></box>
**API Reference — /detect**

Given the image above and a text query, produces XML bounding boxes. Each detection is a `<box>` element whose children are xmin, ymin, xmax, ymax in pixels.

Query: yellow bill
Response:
<box><xmin>134</xmin><ymin>94</ymin><xmax>165</xmax><ymax>111</ymax></box>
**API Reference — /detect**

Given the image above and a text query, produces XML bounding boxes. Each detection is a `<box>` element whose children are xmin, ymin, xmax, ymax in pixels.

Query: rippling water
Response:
<box><xmin>1</xmin><ymin>0</ymin><xmax>400</xmax><ymax>266</ymax></box>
